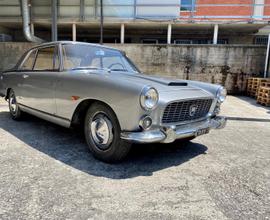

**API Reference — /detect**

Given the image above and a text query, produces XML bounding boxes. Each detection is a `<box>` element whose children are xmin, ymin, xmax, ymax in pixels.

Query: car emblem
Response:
<box><xmin>189</xmin><ymin>104</ymin><xmax>198</xmax><ymax>117</ymax></box>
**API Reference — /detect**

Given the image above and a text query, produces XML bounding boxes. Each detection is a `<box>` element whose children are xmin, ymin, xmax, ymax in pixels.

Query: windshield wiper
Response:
<box><xmin>110</xmin><ymin>68</ymin><xmax>128</xmax><ymax>72</ymax></box>
<box><xmin>71</xmin><ymin>66</ymin><xmax>128</xmax><ymax>72</ymax></box>
<box><xmin>71</xmin><ymin>66</ymin><xmax>102</xmax><ymax>71</ymax></box>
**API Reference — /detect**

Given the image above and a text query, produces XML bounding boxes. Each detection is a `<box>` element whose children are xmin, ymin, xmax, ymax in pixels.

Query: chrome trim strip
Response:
<box><xmin>18</xmin><ymin>103</ymin><xmax>71</xmax><ymax>128</ymax></box>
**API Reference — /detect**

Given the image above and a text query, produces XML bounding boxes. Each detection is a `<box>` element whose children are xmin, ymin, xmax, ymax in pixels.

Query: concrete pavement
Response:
<box><xmin>0</xmin><ymin>96</ymin><xmax>269</xmax><ymax>220</ymax></box>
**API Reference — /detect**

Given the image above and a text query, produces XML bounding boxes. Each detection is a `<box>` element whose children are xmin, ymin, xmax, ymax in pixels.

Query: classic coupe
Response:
<box><xmin>0</xmin><ymin>41</ymin><xmax>227</xmax><ymax>162</ymax></box>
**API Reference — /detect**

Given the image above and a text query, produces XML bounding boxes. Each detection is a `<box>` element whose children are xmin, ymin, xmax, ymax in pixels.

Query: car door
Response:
<box><xmin>21</xmin><ymin>45</ymin><xmax>60</xmax><ymax>115</ymax></box>
<box><xmin>3</xmin><ymin>50</ymin><xmax>37</xmax><ymax>103</ymax></box>
<box><xmin>55</xmin><ymin>43</ymin><xmax>86</xmax><ymax>120</ymax></box>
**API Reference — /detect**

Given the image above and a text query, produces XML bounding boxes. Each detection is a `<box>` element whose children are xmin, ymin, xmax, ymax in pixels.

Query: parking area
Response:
<box><xmin>0</xmin><ymin>96</ymin><xmax>269</xmax><ymax>220</ymax></box>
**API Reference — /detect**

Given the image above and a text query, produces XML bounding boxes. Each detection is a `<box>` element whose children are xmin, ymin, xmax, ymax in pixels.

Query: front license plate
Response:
<box><xmin>195</xmin><ymin>128</ymin><xmax>210</xmax><ymax>137</ymax></box>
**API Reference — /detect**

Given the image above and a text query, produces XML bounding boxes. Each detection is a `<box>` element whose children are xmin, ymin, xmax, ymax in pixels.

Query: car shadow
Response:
<box><xmin>0</xmin><ymin>111</ymin><xmax>208</xmax><ymax>179</ymax></box>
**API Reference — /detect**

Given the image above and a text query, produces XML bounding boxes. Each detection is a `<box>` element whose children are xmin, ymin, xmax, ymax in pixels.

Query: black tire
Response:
<box><xmin>8</xmin><ymin>89</ymin><xmax>23</xmax><ymax>120</ymax></box>
<box><xmin>84</xmin><ymin>102</ymin><xmax>132</xmax><ymax>163</ymax></box>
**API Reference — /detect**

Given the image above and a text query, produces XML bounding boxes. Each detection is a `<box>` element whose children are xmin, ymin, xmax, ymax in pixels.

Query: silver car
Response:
<box><xmin>0</xmin><ymin>41</ymin><xmax>227</xmax><ymax>163</ymax></box>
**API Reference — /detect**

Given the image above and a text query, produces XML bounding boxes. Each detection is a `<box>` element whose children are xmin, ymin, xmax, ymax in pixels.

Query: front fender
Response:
<box><xmin>58</xmin><ymin>71</ymin><xmax>147</xmax><ymax>131</ymax></box>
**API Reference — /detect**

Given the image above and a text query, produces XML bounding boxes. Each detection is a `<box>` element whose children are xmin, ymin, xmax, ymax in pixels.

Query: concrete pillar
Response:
<box><xmin>213</xmin><ymin>24</ymin><xmax>218</xmax><ymax>45</ymax></box>
<box><xmin>51</xmin><ymin>0</ymin><xmax>58</xmax><ymax>41</ymax></box>
<box><xmin>264</xmin><ymin>33</ymin><xmax>270</xmax><ymax>78</ymax></box>
<box><xmin>30</xmin><ymin>23</ymin><xmax>34</xmax><ymax>35</ymax></box>
<box><xmin>167</xmin><ymin>23</ymin><xmax>172</xmax><ymax>44</ymax></box>
<box><xmin>72</xmin><ymin>23</ymin><xmax>76</xmax><ymax>42</ymax></box>
<box><xmin>100</xmin><ymin>0</ymin><xmax>104</xmax><ymax>44</ymax></box>
<box><xmin>120</xmin><ymin>23</ymin><xmax>125</xmax><ymax>44</ymax></box>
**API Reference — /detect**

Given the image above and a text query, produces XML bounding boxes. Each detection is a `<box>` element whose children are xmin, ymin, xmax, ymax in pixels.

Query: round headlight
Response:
<box><xmin>140</xmin><ymin>87</ymin><xmax>159</xmax><ymax>110</ymax></box>
<box><xmin>217</xmin><ymin>87</ymin><xmax>227</xmax><ymax>103</ymax></box>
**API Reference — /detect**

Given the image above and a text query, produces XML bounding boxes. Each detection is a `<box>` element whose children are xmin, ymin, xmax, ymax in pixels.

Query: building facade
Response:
<box><xmin>0</xmin><ymin>0</ymin><xmax>270</xmax><ymax>44</ymax></box>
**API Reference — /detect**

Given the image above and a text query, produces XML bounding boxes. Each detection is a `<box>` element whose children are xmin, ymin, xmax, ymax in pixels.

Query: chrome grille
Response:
<box><xmin>162</xmin><ymin>99</ymin><xmax>213</xmax><ymax>124</ymax></box>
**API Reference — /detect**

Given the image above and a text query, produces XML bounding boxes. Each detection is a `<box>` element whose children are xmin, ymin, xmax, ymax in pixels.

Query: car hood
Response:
<box><xmin>110</xmin><ymin>72</ymin><xmax>214</xmax><ymax>96</ymax></box>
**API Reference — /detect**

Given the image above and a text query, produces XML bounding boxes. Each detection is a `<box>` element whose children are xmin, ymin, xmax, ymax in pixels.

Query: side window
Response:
<box><xmin>20</xmin><ymin>50</ymin><xmax>36</xmax><ymax>70</ymax></box>
<box><xmin>62</xmin><ymin>45</ymin><xmax>81</xmax><ymax>70</ymax></box>
<box><xmin>33</xmin><ymin>46</ymin><xmax>59</xmax><ymax>71</ymax></box>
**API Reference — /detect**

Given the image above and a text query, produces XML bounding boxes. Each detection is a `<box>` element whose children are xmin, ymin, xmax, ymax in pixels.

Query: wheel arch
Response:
<box><xmin>71</xmin><ymin>99</ymin><xmax>120</xmax><ymax>129</ymax></box>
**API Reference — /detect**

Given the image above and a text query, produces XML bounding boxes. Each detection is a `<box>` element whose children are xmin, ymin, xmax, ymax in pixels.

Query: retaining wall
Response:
<box><xmin>0</xmin><ymin>42</ymin><xmax>266</xmax><ymax>94</ymax></box>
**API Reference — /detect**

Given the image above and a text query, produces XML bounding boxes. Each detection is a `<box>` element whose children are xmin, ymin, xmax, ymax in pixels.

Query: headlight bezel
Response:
<box><xmin>216</xmin><ymin>86</ymin><xmax>227</xmax><ymax>103</ymax></box>
<box><xmin>140</xmin><ymin>86</ymin><xmax>159</xmax><ymax>111</ymax></box>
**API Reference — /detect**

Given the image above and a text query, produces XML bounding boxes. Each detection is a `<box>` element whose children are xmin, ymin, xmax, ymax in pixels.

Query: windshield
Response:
<box><xmin>62</xmin><ymin>44</ymin><xmax>140</xmax><ymax>73</ymax></box>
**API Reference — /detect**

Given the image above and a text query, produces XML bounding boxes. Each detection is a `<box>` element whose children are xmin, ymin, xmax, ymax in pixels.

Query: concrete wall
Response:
<box><xmin>0</xmin><ymin>42</ymin><xmax>267</xmax><ymax>94</ymax></box>
<box><xmin>113</xmin><ymin>44</ymin><xmax>266</xmax><ymax>94</ymax></box>
<box><xmin>0</xmin><ymin>42</ymin><xmax>36</xmax><ymax>70</ymax></box>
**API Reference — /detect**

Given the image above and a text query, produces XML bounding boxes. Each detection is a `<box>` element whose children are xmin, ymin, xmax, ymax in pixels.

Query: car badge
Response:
<box><xmin>189</xmin><ymin>104</ymin><xmax>198</xmax><ymax>117</ymax></box>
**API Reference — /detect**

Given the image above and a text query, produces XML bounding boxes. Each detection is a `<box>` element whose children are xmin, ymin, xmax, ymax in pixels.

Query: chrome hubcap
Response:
<box><xmin>9</xmin><ymin>94</ymin><xmax>17</xmax><ymax>114</ymax></box>
<box><xmin>90</xmin><ymin>113</ymin><xmax>113</xmax><ymax>150</ymax></box>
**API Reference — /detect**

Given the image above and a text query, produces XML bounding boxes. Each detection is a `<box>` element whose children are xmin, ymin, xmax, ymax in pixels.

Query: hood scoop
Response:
<box><xmin>168</xmin><ymin>82</ymin><xmax>188</xmax><ymax>86</ymax></box>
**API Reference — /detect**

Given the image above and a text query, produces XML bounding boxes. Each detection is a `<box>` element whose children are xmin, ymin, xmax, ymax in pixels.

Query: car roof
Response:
<box><xmin>30</xmin><ymin>41</ymin><xmax>121</xmax><ymax>52</ymax></box>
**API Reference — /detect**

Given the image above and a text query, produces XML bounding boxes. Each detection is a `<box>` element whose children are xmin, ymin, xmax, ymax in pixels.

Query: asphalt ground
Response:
<box><xmin>0</xmin><ymin>96</ymin><xmax>269</xmax><ymax>220</ymax></box>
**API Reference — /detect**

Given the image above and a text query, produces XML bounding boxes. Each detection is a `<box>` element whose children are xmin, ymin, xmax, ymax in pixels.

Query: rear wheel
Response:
<box><xmin>8</xmin><ymin>89</ymin><xmax>23</xmax><ymax>120</ymax></box>
<box><xmin>84</xmin><ymin>102</ymin><xmax>132</xmax><ymax>163</ymax></box>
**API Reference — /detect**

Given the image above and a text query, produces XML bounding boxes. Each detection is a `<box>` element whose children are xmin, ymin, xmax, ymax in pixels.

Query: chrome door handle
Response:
<box><xmin>23</xmin><ymin>74</ymin><xmax>29</xmax><ymax>79</ymax></box>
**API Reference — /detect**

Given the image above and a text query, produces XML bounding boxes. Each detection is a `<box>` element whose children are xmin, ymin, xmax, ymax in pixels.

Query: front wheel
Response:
<box><xmin>8</xmin><ymin>89</ymin><xmax>23</xmax><ymax>120</ymax></box>
<box><xmin>84</xmin><ymin>102</ymin><xmax>132</xmax><ymax>163</ymax></box>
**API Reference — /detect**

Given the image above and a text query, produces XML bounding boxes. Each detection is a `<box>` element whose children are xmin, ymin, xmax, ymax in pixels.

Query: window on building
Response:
<box><xmin>180</xmin><ymin>0</ymin><xmax>196</xmax><ymax>11</ymax></box>
<box><xmin>208</xmin><ymin>39</ymin><xmax>229</xmax><ymax>44</ymax></box>
<box><xmin>174</xmin><ymin>39</ymin><xmax>192</xmax><ymax>44</ymax></box>
<box><xmin>254</xmin><ymin>36</ymin><xmax>268</xmax><ymax>45</ymax></box>
<box><xmin>141</xmin><ymin>39</ymin><xmax>159</xmax><ymax>44</ymax></box>
<box><xmin>174</xmin><ymin>39</ymin><xmax>228</xmax><ymax>45</ymax></box>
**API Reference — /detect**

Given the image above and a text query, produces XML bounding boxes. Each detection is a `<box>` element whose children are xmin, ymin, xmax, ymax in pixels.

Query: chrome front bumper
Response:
<box><xmin>121</xmin><ymin>116</ymin><xmax>227</xmax><ymax>144</ymax></box>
